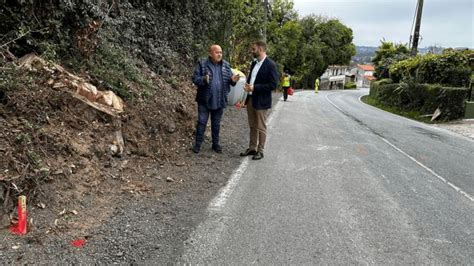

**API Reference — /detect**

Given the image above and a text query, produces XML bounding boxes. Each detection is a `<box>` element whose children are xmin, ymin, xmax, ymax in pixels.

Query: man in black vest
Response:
<box><xmin>240</xmin><ymin>41</ymin><xmax>280</xmax><ymax>160</ymax></box>
<box><xmin>192</xmin><ymin>45</ymin><xmax>240</xmax><ymax>154</ymax></box>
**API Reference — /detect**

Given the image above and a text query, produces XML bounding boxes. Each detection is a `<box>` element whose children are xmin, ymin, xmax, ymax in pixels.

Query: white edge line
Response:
<box><xmin>208</xmin><ymin>97</ymin><xmax>283</xmax><ymax>212</ymax></box>
<box><xmin>357</xmin><ymin>94</ymin><xmax>474</xmax><ymax>143</ymax></box>
<box><xmin>208</xmin><ymin>158</ymin><xmax>249</xmax><ymax>211</ymax></box>
<box><xmin>326</xmin><ymin>92</ymin><xmax>474</xmax><ymax>202</ymax></box>
<box><xmin>379</xmin><ymin>137</ymin><xmax>474</xmax><ymax>202</ymax></box>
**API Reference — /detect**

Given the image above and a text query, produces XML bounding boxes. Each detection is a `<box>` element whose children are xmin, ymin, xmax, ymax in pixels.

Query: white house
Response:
<box><xmin>355</xmin><ymin>64</ymin><xmax>375</xmax><ymax>88</ymax></box>
<box><xmin>319</xmin><ymin>65</ymin><xmax>348</xmax><ymax>90</ymax></box>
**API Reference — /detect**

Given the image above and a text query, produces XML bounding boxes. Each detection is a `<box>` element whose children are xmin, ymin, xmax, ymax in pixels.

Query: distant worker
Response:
<box><xmin>314</xmin><ymin>78</ymin><xmax>320</xmax><ymax>93</ymax></box>
<box><xmin>281</xmin><ymin>70</ymin><xmax>291</xmax><ymax>101</ymax></box>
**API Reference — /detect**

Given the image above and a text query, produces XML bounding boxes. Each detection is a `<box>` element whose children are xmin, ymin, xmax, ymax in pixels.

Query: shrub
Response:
<box><xmin>370</xmin><ymin>80</ymin><xmax>469</xmax><ymax>120</ymax></box>
<box><xmin>369</xmin><ymin>79</ymin><xmax>392</xmax><ymax>98</ymax></box>
<box><xmin>370</xmin><ymin>80</ymin><xmax>399</xmax><ymax>106</ymax></box>
<box><xmin>372</xmin><ymin>41</ymin><xmax>410</xmax><ymax>79</ymax></box>
<box><xmin>417</xmin><ymin>50</ymin><xmax>471</xmax><ymax>87</ymax></box>
<box><xmin>344</xmin><ymin>81</ymin><xmax>356</xmax><ymax>89</ymax></box>
<box><xmin>390</xmin><ymin>50</ymin><xmax>472</xmax><ymax>87</ymax></box>
<box><xmin>389</xmin><ymin>55</ymin><xmax>422</xmax><ymax>83</ymax></box>
<box><xmin>423</xmin><ymin>86</ymin><xmax>469</xmax><ymax>120</ymax></box>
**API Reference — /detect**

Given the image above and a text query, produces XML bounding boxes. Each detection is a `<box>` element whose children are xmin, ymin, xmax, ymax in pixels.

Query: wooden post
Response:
<box><xmin>411</xmin><ymin>0</ymin><xmax>424</xmax><ymax>56</ymax></box>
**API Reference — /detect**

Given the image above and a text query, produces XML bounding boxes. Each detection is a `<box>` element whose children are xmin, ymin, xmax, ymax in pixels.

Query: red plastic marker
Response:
<box><xmin>71</xmin><ymin>239</ymin><xmax>87</xmax><ymax>248</ymax></box>
<box><xmin>10</xmin><ymin>195</ymin><xmax>27</xmax><ymax>235</ymax></box>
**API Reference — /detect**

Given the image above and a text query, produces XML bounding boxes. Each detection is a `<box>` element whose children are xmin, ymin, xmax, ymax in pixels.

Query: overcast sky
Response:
<box><xmin>292</xmin><ymin>0</ymin><xmax>473</xmax><ymax>48</ymax></box>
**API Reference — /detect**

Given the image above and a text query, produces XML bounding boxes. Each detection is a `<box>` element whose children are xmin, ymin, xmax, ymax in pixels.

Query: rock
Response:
<box><xmin>166</xmin><ymin>122</ymin><xmax>176</xmax><ymax>133</ymax></box>
<box><xmin>110</xmin><ymin>144</ymin><xmax>118</xmax><ymax>155</ymax></box>
<box><xmin>166</xmin><ymin>177</ymin><xmax>175</xmax><ymax>182</ymax></box>
<box><xmin>0</xmin><ymin>213</ymin><xmax>10</xmax><ymax>229</ymax></box>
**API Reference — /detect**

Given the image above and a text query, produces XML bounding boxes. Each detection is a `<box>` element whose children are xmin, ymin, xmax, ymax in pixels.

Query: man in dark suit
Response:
<box><xmin>240</xmin><ymin>41</ymin><xmax>280</xmax><ymax>160</ymax></box>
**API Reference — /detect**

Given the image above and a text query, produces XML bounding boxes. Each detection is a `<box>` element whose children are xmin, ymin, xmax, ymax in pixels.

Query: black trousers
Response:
<box><xmin>283</xmin><ymin>87</ymin><xmax>289</xmax><ymax>101</ymax></box>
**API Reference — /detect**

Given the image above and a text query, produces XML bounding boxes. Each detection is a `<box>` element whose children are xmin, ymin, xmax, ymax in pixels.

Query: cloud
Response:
<box><xmin>293</xmin><ymin>0</ymin><xmax>473</xmax><ymax>47</ymax></box>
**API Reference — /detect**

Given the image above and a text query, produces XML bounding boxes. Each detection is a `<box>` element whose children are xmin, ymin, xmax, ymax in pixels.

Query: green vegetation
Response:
<box><xmin>369</xmin><ymin>79</ymin><xmax>470</xmax><ymax>121</ymax></box>
<box><xmin>389</xmin><ymin>50</ymin><xmax>472</xmax><ymax>87</ymax></box>
<box><xmin>368</xmin><ymin>40</ymin><xmax>472</xmax><ymax>122</ymax></box>
<box><xmin>88</xmin><ymin>41</ymin><xmax>154</xmax><ymax>100</ymax></box>
<box><xmin>371</xmin><ymin>41</ymin><xmax>410</xmax><ymax>79</ymax></box>
<box><xmin>361</xmin><ymin>95</ymin><xmax>432</xmax><ymax>123</ymax></box>
<box><xmin>344</xmin><ymin>82</ymin><xmax>356</xmax><ymax>89</ymax></box>
<box><xmin>1</xmin><ymin>0</ymin><xmax>356</xmax><ymax>95</ymax></box>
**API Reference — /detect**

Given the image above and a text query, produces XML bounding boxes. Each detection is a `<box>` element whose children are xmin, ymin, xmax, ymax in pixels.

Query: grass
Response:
<box><xmin>361</xmin><ymin>95</ymin><xmax>434</xmax><ymax>124</ymax></box>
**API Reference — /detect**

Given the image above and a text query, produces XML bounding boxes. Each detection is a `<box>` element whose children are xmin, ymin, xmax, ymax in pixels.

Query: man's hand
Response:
<box><xmin>231</xmin><ymin>74</ymin><xmax>240</xmax><ymax>82</ymax></box>
<box><xmin>244</xmin><ymin>83</ymin><xmax>253</xmax><ymax>92</ymax></box>
<box><xmin>203</xmin><ymin>74</ymin><xmax>210</xmax><ymax>85</ymax></box>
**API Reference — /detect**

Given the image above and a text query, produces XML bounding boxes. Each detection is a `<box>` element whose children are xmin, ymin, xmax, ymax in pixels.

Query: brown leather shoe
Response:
<box><xmin>252</xmin><ymin>151</ymin><xmax>264</xmax><ymax>160</ymax></box>
<box><xmin>240</xmin><ymin>149</ymin><xmax>257</xmax><ymax>156</ymax></box>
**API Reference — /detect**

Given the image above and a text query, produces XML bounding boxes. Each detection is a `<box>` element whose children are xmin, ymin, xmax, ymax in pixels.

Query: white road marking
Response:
<box><xmin>325</xmin><ymin>92</ymin><xmax>474</xmax><ymax>202</ymax></box>
<box><xmin>358</xmin><ymin>94</ymin><xmax>474</xmax><ymax>143</ymax></box>
<box><xmin>208</xmin><ymin>158</ymin><xmax>249</xmax><ymax>212</ymax></box>
<box><xmin>209</xmin><ymin>97</ymin><xmax>282</xmax><ymax>212</ymax></box>
<box><xmin>182</xmin><ymin>96</ymin><xmax>284</xmax><ymax>261</ymax></box>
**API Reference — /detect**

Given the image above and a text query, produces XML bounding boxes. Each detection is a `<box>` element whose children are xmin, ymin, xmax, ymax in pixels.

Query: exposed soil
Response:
<box><xmin>0</xmin><ymin>58</ymin><xmax>282</xmax><ymax>263</ymax></box>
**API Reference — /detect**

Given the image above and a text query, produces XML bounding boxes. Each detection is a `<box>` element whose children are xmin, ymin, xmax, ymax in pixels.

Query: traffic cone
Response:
<box><xmin>10</xmin><ymin>195</ymin><xmax>27</xmax><ymax>235</ymax></box>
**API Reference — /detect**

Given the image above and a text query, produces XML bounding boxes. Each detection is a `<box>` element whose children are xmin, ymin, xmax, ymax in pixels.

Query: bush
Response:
<box><xmin>369</xmin><ymin>80</ymin><xmax>469</xmax><ymax>120</ymax></box>
<box><xmin>389</xmin><ymin>55</ymin><xmax>422</xmax><ymax>83</ymax></box>
<box><xmin>344</xmin><ymin>81</ymin><xmax>356</xmax><ymax>89</ymax></box>
<box><xmin>370</xmin><ymin>80</ymin><xmax>399</xmax><ymax>106</ymax></box>
<box><xmin>423</xmin><ymin>85</ymin><xmax>469</xmax><ymax>120</ymax></box>
<box><xmin>389</xmin><ymin>50</ymin><xmax>472</xmax><ymax>87</ymax></box>
<box><xmin>394</xmin><ymin>81</ymin><xmax>427</xmax><ymax>109</ymax></box>
<box><xmin>369</xmin><ymin>79</ymin><xmax>392</xmax><ymax>98</ymax></box>
<box><xmin>372</xmin><ymin>41</ymin><xmax>410</xmax><ymax>79</ymax></box>
<box><xmin>418</xmin><ymin>50</ymin><xmax>471</xmax><ymax>87</ymax></box>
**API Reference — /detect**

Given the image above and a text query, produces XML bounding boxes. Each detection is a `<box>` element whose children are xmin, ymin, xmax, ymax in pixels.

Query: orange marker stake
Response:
<box><xmin>10</xmin><ymin>195</ymin><xmax>27</xmax><ymax>235</ymax></box>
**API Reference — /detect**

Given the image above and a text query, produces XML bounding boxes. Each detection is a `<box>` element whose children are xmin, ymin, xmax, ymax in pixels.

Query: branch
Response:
<box><xmin>0</xmin><ymin>30</ymin><xmax>32</xmax><ymax>49</ymax></box>
<box><xmin>96</xmin><ymin>3</ymin><xmax>115</xmax><ymax>35</ymax></box>
<box><xmin>0</xmin><ymin>27</ymin><xmax>49</xmax><ymax>49</ymax></box>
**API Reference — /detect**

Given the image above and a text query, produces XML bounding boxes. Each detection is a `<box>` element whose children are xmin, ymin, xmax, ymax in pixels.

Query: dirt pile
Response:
<box><xmin>0</xmin><ymin>54</ymin><xmax>197</xmax><ymax>230</ymax></box>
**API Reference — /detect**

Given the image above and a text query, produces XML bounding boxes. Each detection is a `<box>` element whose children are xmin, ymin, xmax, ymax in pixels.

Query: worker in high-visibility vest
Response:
<box><xmin>314</xmin><ymin>78</ymin><xmax>320</xmax><ymax>93</ymax></box>
<box><xmin>282</xmin><ymin>71</ymin><xmax>291</xmax><ymax>101</ymax></box>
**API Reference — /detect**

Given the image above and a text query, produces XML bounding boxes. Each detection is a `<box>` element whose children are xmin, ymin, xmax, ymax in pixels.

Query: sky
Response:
<box><xmin>292</xmin><ymin>0</ymin><xmax>473</xmax><ymax>48</ymax></box>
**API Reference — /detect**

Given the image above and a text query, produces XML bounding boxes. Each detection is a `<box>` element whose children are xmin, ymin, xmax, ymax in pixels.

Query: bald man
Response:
<box><xmin>191</xmin><ymin>45</ymin><xmax>240</xmax><ymax>154</ymax></box>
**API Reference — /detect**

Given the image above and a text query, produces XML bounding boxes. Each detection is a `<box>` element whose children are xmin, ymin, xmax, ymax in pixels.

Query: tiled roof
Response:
<box><xmin>358</xmin><ymin>64</ymin><xmax>375</xmax><ymax>71</ymax></box>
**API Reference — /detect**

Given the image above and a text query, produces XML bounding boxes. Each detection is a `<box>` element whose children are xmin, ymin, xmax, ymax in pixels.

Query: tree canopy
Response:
<box><xmin>209</xmin><ymin>0</ymin><xmax>355</xmax><ymax>89</ymax></box>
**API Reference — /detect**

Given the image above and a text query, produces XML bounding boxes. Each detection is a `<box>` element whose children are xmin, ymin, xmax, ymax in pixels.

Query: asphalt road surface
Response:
<box><xmin>181</xmin><ymin>89</ymin><xmax>474</xmax><ymax>264</ymax></box>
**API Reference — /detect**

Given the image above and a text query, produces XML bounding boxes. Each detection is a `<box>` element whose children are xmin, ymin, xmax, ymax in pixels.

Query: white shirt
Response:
<box><xmin>249</xmin><ymin>56</ymin><xmax>266</xmax><ymax>95</ymax></box>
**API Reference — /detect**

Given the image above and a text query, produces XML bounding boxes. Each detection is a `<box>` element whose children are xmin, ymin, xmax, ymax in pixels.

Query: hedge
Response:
<box><xmin>369</xmin><ymin>80</ymin><xmax>470</xmax><ymax>120</ymax></box>
<box><xmin>344</xmin><ymin>81</ymin><xmax>356</xmax><ymax>89</ymax></box>
<box><xmin>389</xmin><ymin>50</ymin><xmax>472</xmax><ymax>87</ymax></box>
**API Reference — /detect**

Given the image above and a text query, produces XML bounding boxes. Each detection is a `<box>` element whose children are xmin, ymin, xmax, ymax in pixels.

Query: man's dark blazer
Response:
<box><xmin>246</xmin><ymin>57</ymin><xmax>280</xmax><ymax>110</ymax></box>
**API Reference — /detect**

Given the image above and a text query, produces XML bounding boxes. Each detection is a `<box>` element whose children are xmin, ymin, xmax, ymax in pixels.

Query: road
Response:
<box><xmin>181</xmin><ymin>89</ymin><xmax>474</xmax><ymax>264</ymax></box>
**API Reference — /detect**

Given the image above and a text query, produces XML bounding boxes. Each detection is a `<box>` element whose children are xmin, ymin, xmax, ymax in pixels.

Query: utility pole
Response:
<box><xmin>411</xmin><ymin>0</ymin><xmax>424</xmax><ymax>56</ymax></box>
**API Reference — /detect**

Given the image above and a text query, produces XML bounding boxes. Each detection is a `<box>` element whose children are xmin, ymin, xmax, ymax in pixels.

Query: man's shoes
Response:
<box><xmin>212</xmin><ymin>145</ymin><xmax>222</xmax><ymax>153</ymax></box>
<box><xmin>192</xmin><ymin>145</ymin><xmax>200</xmax><ymax>154</ymax></box>
<box><xmin>240</xmin><ymin>149</ymin><xmax>257</xmax><ymax>156</ymax></box>
<box><xmin>252</xmin><ymin>151</ymin><xmax>264</xmax><ymax>160</ymax></box>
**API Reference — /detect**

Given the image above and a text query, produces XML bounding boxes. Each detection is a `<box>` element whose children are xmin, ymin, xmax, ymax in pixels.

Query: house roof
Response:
<box><xmin>358</xmin><ymin>64</ymin><xmax>375</xmax><ymax>71</ymax></box>
<box><xmin>363</xmin><ymin>75</ymin><xmax>376</xmax><ymax>81</ymax></box>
